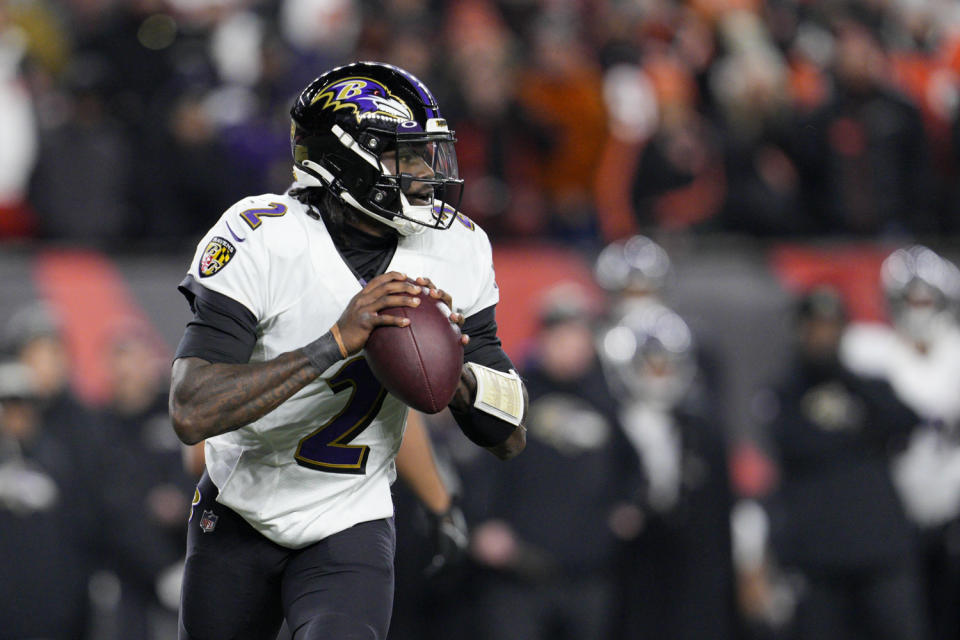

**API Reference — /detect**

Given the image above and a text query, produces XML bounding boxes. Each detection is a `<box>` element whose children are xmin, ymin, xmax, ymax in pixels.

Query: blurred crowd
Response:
<box><xmin>1</xmin><ymin>0</ymin><xmax>960</xmax><ymax>247</ymax></box>
<box><xmin>4</xmin><ymin>0</ymin><xmax>960</xmax><ymax>638</ymax></box>
<box><xmin>0</xmin><ymin>304</ymin><xmax>192</xmax><ymax>639</ymax></box>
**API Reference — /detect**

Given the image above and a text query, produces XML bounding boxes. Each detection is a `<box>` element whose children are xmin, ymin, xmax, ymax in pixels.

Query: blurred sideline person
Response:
<box><xmin>2</xmin><ymin>302</ymin><xmax>96</xmax><ymax>447</ymax></box>
<box><xmin>389</xmin><ymin>410</ymin><xmax>469</xmax><ymax>640</ymax></box>
<box><xmin>841</xmin><ymin>245</ymin><xmax>960</xmax><ymax>639</ymax></box>
<box><xmin>2</xmin><ymin>305</ymin><xmax>186</xmax><ymax>639</ymax></box>
<box><xmin>169</xmin><ymin>62</ymin><xmax>526</xmax><ymax>640</ymax></box>
<box><xmin>769</xmin><ymin>287</ymin><xmax>928</xmax><ymax>640</ymax></box>
<box><xmin>595</xmin><ymin>234</ymin><xmax>723</xmax><ymax>412</ymax></box>
<box><xmin>467</xmin><ymin>285</ymin><xmax>633</xmax><ymax>640</ymax></box>
<box><xmin>598</xmin><ymin>302</ymin><xmax>738</xmax><ymax>640</ymax></box>
<box><xmin>0</xmin><ymin>361</ymin><xmax>93</xmax><ymax>639</ymax></box>
<box><xmin>98</xmin><ymin>322</ymin><xmax>194</xmax><ymax>639</ymax></box>
<box><xmin>790</xmin><ymin>20</ymin><xmax>933</xmax><ymax>235</ymax></box>
<box><xmin>2</xmin><ymin>303</ymin><xmax>103</xmax><ymax>636</ymax></box>
<box><xmin>594</xmin><ymin>234</ymin><xmax>672</xmax><ymax>321</ymax></box>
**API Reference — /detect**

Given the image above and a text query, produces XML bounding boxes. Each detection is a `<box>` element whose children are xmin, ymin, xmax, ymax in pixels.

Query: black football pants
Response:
<box><xmin>793</xmin><ymin>565</ymin><xmax>929</xmax><ymax>640</ymax></box>
<box><xmin>179</xmin><ymin>472</ymin><xmax>395</xmax><ymax>640</ymax></box>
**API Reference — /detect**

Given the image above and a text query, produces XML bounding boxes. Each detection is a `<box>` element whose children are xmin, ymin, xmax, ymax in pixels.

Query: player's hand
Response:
<box><xmin>424</xmin><ymin>502</ymin><xmax>469</xmax><ymax>577</ymax></box>
<box><xmin>335</xmin><ymin>272</ymin><xmax>424</xmax><ymax>355</ymax></box>
<box><xmin>413</xmin><ymin>276</ymin><xmax>470</xmax><ymax>347</ymax></box>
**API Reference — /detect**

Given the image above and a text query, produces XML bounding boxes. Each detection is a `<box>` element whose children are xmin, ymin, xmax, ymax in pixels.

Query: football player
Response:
<box><xmin>597</xmin><ymin>303</ymin><xmax>737</xmax><ymax>639</ymax></box>
<box><xmin>841</xmin><ymin>246</ymin><xmax>960</xmax><ymax>638</ymax></box>
<box><xmin>841</xmin><ymin>245</ymin><xmax>960</xmax><ymax>527</ymax></box>
<box><xmin>594</xmin><ymin>234</ymin><xmax>672</xmax><ymax>319</ymax></box>
<box><xmin>169</xmin><ymin>62</ymin><xmax>527</xmax><ymax>640</ymax></box>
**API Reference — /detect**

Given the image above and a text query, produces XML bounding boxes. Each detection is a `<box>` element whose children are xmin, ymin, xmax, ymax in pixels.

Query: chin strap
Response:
<box><xmin>340</xmin><ymin>190</ymin><xmax>427</xmax><ymax>236</ymax></box>
<box><xmin>293</xmin><ymin>163</ymin><xmax>427</xmax><ymax>237</ymax></box>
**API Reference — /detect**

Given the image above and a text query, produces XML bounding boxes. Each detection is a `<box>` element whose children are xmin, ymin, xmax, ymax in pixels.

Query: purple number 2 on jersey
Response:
<box><xmin>294</xmin><ymin>357</ymin><xmax>387</xmax><ymax>474</ymax></box>
<box><xmin>240</xmin><ymin>202</ymin><xmax>287</xmax><ymax>230</ymax></box>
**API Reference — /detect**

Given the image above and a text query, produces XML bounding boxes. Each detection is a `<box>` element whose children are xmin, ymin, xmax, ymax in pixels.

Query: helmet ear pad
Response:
<box><xmin>295</xmin><ymin>131</ymin><xmax>382</xmax><ymax>202</ymax></box>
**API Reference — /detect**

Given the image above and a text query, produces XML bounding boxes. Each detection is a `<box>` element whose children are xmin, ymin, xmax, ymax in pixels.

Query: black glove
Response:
<box><xmin>424</xmin><ymin>502</ymin><xmax>469</xmax><ymax>577</ymax></box>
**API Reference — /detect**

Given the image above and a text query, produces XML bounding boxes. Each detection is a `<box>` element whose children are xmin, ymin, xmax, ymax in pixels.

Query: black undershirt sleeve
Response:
<box><xmin>461</xmin><ymin>305</ymin><xmax>514</xmax><ymax>372</ymax></box>
<box><xmin>175</xmin><ymin>275</ymin><xmax>258</xmax><ymax>364</ymax></box>
<box><xmin>450</xmin><ymin>304</ymin><xmax>522</xmax><ymax>448</ymax></box>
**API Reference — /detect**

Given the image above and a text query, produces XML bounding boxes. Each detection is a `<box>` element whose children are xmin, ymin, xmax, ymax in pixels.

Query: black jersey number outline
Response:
<box><xmin>294</xmin><ymin>356</ymin><xmax>387</xmax><ymax>474</ymax></box>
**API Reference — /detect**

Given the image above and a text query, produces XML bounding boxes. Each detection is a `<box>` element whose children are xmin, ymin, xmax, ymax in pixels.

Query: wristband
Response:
<box><xmin>465</xmin><ymin>363</ymin><xmax>524</xmax><ymax>426</ymax></box>
<box><xmin>301</xmin><ymin>331</ymin><xmax>343</xmax><ymax>373</ymax></box>
<box><xmin>329</xmin><ymin>323</ymin><xmax>348</xmax><ymax>358</ymax></box>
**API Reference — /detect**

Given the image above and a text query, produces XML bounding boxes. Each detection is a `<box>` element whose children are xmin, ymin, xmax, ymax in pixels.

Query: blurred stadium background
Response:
<box><xmin>3</xmin><ymin>0</ymin><xmax>960</xmax><ymax>638</ymax></box>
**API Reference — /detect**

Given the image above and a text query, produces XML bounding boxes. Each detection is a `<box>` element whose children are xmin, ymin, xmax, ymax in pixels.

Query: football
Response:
<box><xmin>365</xmin><ymin>294</ymin><xmax>464</xmax><ymax>414</ymax></box>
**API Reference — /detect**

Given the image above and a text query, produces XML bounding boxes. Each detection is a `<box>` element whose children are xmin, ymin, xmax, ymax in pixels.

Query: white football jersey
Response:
<box><xmin>841</xmin><ymin>321</ymin><xmax>960</xmax><ymax>526</ymax></box>
<box><xmin>841</xmin><ymin>322</ymin><xmax>960</xmax><ymax>425</ymax></box>
<box><xmin>183</xmin><ymin>193</ymin><xmax>499</xmax><ymax>548</ymax></box>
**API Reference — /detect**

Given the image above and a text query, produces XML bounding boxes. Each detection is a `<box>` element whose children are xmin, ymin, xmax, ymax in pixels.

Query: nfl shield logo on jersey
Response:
<box><xmin>199</xmin><ymin>236</ymin><xmax>236</xmax><ymax>278</ymax></box>
<box><xmin>199</xmin><ymin>509</ymin><xmax>219</xmax><ymax>533</ymax></box>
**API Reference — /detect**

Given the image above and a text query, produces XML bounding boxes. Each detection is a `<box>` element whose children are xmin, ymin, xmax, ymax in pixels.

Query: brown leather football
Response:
<box><xmin>365</xmin><ymin>296</ymin><xmax>464</xmax><ymax>414</ymax></box>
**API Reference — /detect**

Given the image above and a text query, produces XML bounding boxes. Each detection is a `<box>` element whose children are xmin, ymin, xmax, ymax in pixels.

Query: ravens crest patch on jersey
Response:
<box><xmin>199</xmin><ymin>236</ymin><xmax>236</xmax><ymax>278</ymax></box>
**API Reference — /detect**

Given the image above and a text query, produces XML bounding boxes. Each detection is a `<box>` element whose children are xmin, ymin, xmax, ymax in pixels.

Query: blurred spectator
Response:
<box><xmin>390</xmin><ymin>411</ymin><xmax>469</xmax><ymax>640</ymax></box>
<box><xmin>885</xmin><ymin>1</ymin><xmax>960</xmax><ymax>234</ymax></box>
<box><xmin>467</xmin><ymin>285</ymin><xmax>633</xmax><ymax>640</ymax></box>
<box><xmin>628</xmin><ymin>50</ymin><xmax>726</xmax><ymax>232</ymax></box>
<box><xmin>768</xmin><ymin>286</ymin><xmax>928</xmax><ymax>640</ymax></box>
<box><xmin>28</xmin><ymin>56</ymin><xmax>135</xmax><ymax>243</ymax></box>
<box><xmin>0</xmin><ymin>0</ymin><xmax>953</xmax><ymax>246</ymax></box>
<box><xmin>0</xmin><ymin>6</ymin><xmax>38</xmax><ymax>238</ymax></box>
<box><xmin>790</xmin><ymin>19</ymin><xmax>934</xmax><ymax>235</ymax></box>
<box><xmin>842</xmin><ymin>245</ymin><xmax>960</xmax><ymax>639</ymax></box>
<box><xmin>441</xmin><ymin>2</ymin><xmax>540</xmax><ymax>237</ymax></box>
<box><xmin>3</xmin><ymin>303</ymin><xmax>185</xmax><ymax>638</ymax></box>
<box><xmin>212</xmin><ymin>24</ymin><xmax>303</xmax><ymax>199</ymax></box>
<box><xmin>138</xmin><ymin>87</ymin><xmax>250</xmax><ymax>240</ymax></box>
<box><xmin>3</xmin><ymin>302</ymin><xmax>95</xmax><ymax>445</ymax></box>
<box><xmin>96</xmin><ymin>321</ymin><xmax>191</xmax><ymax>639</ymax></box>
<box><xmin>64</xmin><ymin>0</ymin><xmax>178</xmax><ymax>129</ymax></box>
<box><xmin>710</xmin><ymin>11</ymin><xmax>803</xmax><ymax>236</ymax></box>
<box><xmin>597</xmin><ymin>302</ymin><xmax>738</xmax><ymax>640</ymax></box>
<box><xmin>594</xmin><ymin>62</ymin><xmax>658</xmax><ymax>242</ymax></box>
<box><xmin>514</xmin><ymin>12</ymin><xmax>607</xmax><ymax>245</ymax></box>
<box><xmin>0</xmin><ymin>361</ymin><xmax>94</xmax><ymax>639</ymax></box>
<box><xmin>280</xmin><ymin>0</ymin><xmax>360</xmax><ymax>65</ymax></box>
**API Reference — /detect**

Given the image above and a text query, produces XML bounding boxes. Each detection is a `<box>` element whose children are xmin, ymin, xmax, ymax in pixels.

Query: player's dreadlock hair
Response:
<box><xmin>288</xmin><ymin>186</ymin><xmax>398</xmax><ymax>238</ymax></box>
<box><xmin>288</xmin><ymin>185</ymin><xmax>328</xmax><ymax>215</ymax></box>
